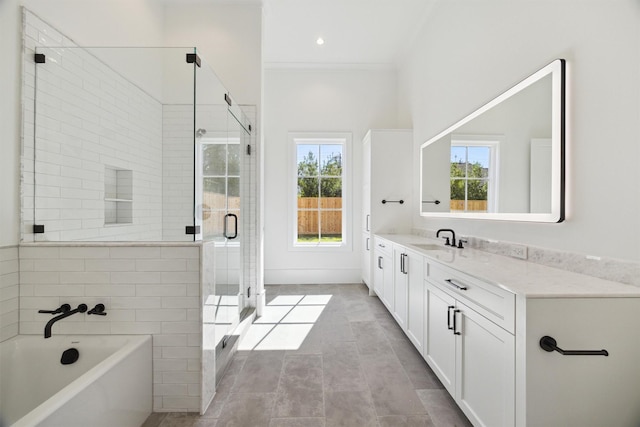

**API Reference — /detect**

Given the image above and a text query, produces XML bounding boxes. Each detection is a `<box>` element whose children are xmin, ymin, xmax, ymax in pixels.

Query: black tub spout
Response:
<box><xmin>44</xmin><ymin>304</ymin><xmax>87</xmax><ymax>338</ymax></box>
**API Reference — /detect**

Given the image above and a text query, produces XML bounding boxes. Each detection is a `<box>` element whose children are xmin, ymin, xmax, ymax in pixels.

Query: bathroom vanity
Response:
<box><xmin>372</xmin><ymin>234</ymin><xmax>640</xmax><ymax>427</ymax></box>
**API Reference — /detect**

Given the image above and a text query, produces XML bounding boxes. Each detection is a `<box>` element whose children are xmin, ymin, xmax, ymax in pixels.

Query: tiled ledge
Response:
<box><xmin>20</xmin><ymin>241</ymin><xmax>203</xmax><ymax>247</ymax></box>
<box><xmin>412</xmin><ymin>228</ymin><xmax>640</xmax><ymax>288</ymax></box>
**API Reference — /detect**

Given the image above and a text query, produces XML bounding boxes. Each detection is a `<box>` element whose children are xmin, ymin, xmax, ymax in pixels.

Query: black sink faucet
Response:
<box><xmin>436</xmin><ymin>229</ymin><xmax>456</xmax><ymax>247</ymax></box>
<box><xmin>44</xmin><ymin>303</ymin><xmax>87</xmax><ymax>338</ymax></box>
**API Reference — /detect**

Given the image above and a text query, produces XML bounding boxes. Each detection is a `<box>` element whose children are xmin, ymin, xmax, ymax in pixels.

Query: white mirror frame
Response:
<box><xmin>419</xmin><ymin>59</ymin><xmax>566</xmax><ymax>223</ymax></box>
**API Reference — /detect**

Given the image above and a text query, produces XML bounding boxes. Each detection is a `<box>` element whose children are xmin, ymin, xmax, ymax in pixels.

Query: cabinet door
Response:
<box><xmin>406</xmin><ymin>250</ymin><xmax>424</xmax><ymax>354</ymax></box>
<box><xmin>424</xmin><ymin>282</ymin><xmax>456</xmax><ymax>395</ymax></box>
<box><xmin>393</xmin><ymin>247</ymin><xmax>408</xmax><ymax>330</ymax></box>
<box><xmin>382</xmin><ymin>252</ymin><xmax>394</xmax><ymax>311</ymax></box>
<box><xmin>373</xmin><ymin>250</ymin><xmax>385</xmax><ymax>299</ymax></box>
<box><xmin>362</xmin><ymin>136</ymin><xmax>371</xmax><ymax>233</ymax></box>
<box><xmin>362</xmin><ymin>233</ymin><xmax>371</xmax><ymax>288</ymax></box>
<box><xmin>455</xmin><ymin>303</ymin><xmax>515</xmax><ymax>427</ymax></box>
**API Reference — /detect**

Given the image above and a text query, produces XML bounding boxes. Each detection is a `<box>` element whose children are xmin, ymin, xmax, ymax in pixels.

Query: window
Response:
<box><xmin>201</xmin><ymin>137</ymin><xmax>240</xmax><ymax>242</ymax></box>
<box><xmin>450</xmin><ymin>138</ymin><xmax>499</xmax><ymax>212</ymax></box>
<box><xmin>291</xmin><ymin>133</ymin><xmax>350</xmax><ymax>248</ymax></box>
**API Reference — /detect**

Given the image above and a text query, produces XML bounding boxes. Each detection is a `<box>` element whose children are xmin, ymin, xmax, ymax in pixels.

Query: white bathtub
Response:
<box><xmin>0</xmin><ymin>335</ymin><xmax>152</xmax><ymax>427</ymax></box>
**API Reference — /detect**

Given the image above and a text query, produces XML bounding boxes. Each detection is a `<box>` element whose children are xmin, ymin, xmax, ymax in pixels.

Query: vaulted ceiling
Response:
<box><xmin>263</xmin><ymin>0</ymin><xmax>435</xmax><ymax>67</ymax></box>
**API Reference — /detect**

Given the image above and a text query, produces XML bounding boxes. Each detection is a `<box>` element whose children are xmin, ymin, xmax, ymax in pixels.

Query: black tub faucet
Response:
<box><xmin>44</xmin><ymin>303</ymin><xmax>87</xmax><ymax>338</ymax></box>
<box><xmin>38</xmin><ymin>303</ymin><xmax>71</xmax><ymax>315</ymax></box>
<box><xmin>88</xmin><ymin>304</ymin><xmax>107</xmax><ymax>316</ymax></box>
<box><xmin>436</xmin><ymin>228</ymin><xmax>456</xmax><ymax>247</ymax></box>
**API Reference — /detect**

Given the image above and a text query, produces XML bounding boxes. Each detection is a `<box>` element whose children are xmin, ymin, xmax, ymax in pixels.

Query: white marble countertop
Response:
<box><xmin>376</xmin><ymin>234</ymin><xmax>640</xmax><ymax>298</ymax></box>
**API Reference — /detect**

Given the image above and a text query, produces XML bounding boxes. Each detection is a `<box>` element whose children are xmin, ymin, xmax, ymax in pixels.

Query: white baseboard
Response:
<box><xmin>264</xmin><ymin>268</ymin><xmax>361</xmax><ymax>284</ymax></box>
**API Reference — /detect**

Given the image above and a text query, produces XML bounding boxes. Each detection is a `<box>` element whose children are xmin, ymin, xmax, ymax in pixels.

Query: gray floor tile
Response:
<box><xmin>231</xmin><ymin>351</ymin><xmax>284</xmax><ymax>393</ymax></box>
<box><xmin>378</xmin><ymin>415</ymin><xmax>435</xmax><ymax>427</ymax></box>
<box><xmin>142</xmin><ymin>412</ymin><xmax>168</xmax><ymax>427</ymax></box>
<box><xmin>143</xmin><ymin>283</ymin><xmax>471</xmax><ymax>427</ymax></box>
<box><xmin>392</xmin><ymin>340</ymin><xmax>443</xmax><ymax>390</ymax></box>
<box><xmin>360</xmin><ymin>352</ymin><xmax>414</xmax><ymax>390</ymax></box>
<box><xmin>272</xmin><ymin>355</ymin><xmax>324</xmax><ymax>418</ymax></box>
<box><xmin>369</xmin><ymin>384</ymin><xmax>428</xmax><ymax>416</ymax></box>
<box><xmin>159</xmin><ymin>413</ymin><xmax>205</xmax><ymax>427</ymax></box>
<box><xmin>216</xmin><ymin>393</ymin><xmax>276</xmax><ymax>427</ymax></box>
<box><xmin>351</xmin><ymin>320</ymin><xmax>395</xmax><ymax>356</ymax></box>
<box><xmin>324</xmin><ymin>390</ymin><xmax>379</xmax><ymax>427</ymax></box>
<box><xmin>343</xmin><ymin>300</ymin><xmax>376</xmax><ymax>322</ymax></box>
<box><xmin>416</xmin><ymin>389</ymin><xmax>473</xmax><ymax>427</ymax></box>
<box><xmin>269</xmin><ymin>418</ymin><xmax>325</xmax><ymax>427</ymax></box>
<box><xmin>322</xmin><ymin>341</ymin><xmax>368</xmax><ymax>392</ymax></box>
<box><xmin>282</xmin><ymin>321</ymin><xmax>327</xmax><ymax>355</ymax></box>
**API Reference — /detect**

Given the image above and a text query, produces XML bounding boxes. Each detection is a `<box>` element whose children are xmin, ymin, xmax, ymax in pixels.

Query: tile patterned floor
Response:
<box><xmin>143</xmin><ymin>283</ymin><xmax>472</xmax><ymax>427</ymax></box>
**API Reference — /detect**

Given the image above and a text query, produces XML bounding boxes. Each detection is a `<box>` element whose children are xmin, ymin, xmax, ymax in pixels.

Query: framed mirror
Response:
<box><xmin>420</xmin><ymin>59</ymin><xmax>565</xmax><ymax>222</ymax></box>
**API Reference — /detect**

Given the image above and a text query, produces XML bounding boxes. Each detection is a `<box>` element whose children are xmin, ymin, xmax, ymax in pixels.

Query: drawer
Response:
<box><xmin>426</xmin><ymin>261</ymin><xmax>515</xmax><ymax>333</ymax></box>
<box><xmin>374</xmin><ymin>236</ymin><xmax>392</xmax><ymax>256</ymax></box>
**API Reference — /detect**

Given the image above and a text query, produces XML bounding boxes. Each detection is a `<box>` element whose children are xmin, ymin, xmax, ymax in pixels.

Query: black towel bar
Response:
<box><xmin>539</xmin><ymin>336</ymin><xmax>608</xmax><ymax>356</ymax></box>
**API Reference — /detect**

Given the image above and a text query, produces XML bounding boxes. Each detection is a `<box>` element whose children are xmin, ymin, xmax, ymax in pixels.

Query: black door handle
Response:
<box><xmin>224</xmin><ymin>213</ymin><xmax>238</xmax><ymax>239</ymax></box>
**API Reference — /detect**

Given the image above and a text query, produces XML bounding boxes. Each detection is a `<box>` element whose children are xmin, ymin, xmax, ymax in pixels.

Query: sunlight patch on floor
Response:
<box><xmin>238</xmin><ymin>294</ymin><xmax>332</xmax><ymax>351</ymax></box>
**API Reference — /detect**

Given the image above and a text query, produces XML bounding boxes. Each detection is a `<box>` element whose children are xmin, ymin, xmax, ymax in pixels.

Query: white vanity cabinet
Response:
<box><xmin>392</xmin><ymin>244</ymin><xmax>425</xmax><ymax>353</ymax></box>
<box><xmin>373</xmin><ymin>236</ymin><xmax>393</xmax><ymax>310</ymax></box>
<box><xmin>426</xmin><ymin>285</ymin><xmax>516</xmax><ymax>427</ymax></box>
<box><xmin>361</xmin><ymin>130</ymin><xmax>412</xmax><ymax>291</ymax></box>
<box><xmin>375</xmin><ymin>234</ymin><xmax>640</xmax><ymax>427</ymax></box>
<box><xmin>424</xmin><ymin>262</ymin><xmax>515</xmax><ymax>427</ymax></box>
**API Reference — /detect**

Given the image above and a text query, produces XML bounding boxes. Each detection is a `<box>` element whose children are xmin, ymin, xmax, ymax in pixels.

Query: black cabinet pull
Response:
<box><xmin>539</xmin><ymin>336</ymin><xmax>608</xmax><ymax>356</ymax></box>
<box><xmin>400</xmin><ymin>253</ymin><xmax>408</xmax><ymax>274</ymax></box>
<box><xmin>453</xmin><ymin>309</ymin><xmax>461</xmax><ymax>335</ymax></box>
<box><xmin>447</xmin><ymin>306</ymin><xmax>454</xmax><ymax>330</ymax></box>
<box><xmin>378</xmin><ymin>256</ymin><xmax>383</xmax><ymax>269</ymax></box>
<box><xmin>445</xmin><ymin>279</ymin><xmax>467</xmax><ymax>291</ymax></box>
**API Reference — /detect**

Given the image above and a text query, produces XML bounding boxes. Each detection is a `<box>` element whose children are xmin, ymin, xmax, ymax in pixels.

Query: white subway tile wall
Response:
<box><xmin>19</xmin><ymin>243</ymin><xmax>204</xmax><ymax>412</ymax></box>
<box><xmin>22</xmin><ymin>10</ymin><xmax>165</xmax><ymax>242</ymax></box>
<box><xmin>0</xmin><ymin>247</ymin><xmax>20</xmax><ymax>342</ymax></box>
<box><xmin>162</xmin><ymin>105</ymin><xmax>194</xmax><ymax>242</ymax></box>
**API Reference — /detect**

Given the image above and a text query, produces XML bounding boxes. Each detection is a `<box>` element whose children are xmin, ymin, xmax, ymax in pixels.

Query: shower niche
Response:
<box><xmin>104</xmin><ymin>166</ymin><xmax>133</xmax><ymax>225</ymax></box>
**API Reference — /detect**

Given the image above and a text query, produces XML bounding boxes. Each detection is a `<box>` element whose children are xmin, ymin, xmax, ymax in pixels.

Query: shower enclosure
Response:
<box><xmin>24</xmin><ymin>45</ymin><xmax>257</xmax><ymax>401</ymax></box>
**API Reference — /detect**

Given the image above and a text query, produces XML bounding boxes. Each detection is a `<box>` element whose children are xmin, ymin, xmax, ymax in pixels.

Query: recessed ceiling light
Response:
<box><xmin>316</xmin><ymin>37</ymin><xmax>325</xmax><ymax>46</ymax></box>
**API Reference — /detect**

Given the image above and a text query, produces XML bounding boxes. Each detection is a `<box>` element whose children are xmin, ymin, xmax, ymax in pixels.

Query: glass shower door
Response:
<box><xmin>201</xmin><ymin>108</ymin><xmax>250</xmax><ymax>383</ymax></box>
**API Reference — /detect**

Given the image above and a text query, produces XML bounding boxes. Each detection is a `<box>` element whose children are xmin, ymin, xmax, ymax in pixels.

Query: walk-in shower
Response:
<box><xmin>23</xmin><ymin>42</ymin><xmax>258</xmax><ymax>410</ymax></box>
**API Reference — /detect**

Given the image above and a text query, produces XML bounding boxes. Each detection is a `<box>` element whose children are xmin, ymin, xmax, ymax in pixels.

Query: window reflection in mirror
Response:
<box><xmin>420</xmin><ymin>59</ymin><xmax>565</xmax><ymax>222</ymax></box>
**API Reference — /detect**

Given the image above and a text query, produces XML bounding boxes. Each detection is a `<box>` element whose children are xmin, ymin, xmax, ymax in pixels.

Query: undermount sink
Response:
<box><xmin>411</xmin><ymin>243</ymin><xmax>448</xmax><ymax>251</ymax></box>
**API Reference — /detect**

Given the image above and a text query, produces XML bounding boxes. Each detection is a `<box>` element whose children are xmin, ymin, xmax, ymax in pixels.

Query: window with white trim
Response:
<box><xmin>450</xmin><ymin>138</ymin><xmax>499</xmax><ymax>213</ymax></box>
<box><xmin>291</xmin><ymin>134</ymin><xmax>350</xmax><ymax>248</ymax></box>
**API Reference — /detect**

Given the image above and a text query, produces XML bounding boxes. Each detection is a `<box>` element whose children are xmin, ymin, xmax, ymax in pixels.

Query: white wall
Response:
<box><xmin>263</xmin><ymin>67</ymin><xmax>398</xmax><ymax>284</ymax></box>
<box><xmin>0</xmin><ymin>1</ymin><xmax>23</xmax><ymax>246</ymax></box>
<box><xmin>22</xmin><ymin>0</ymin><xmax>165</xmax><ymax>46</ymax></box>
<box><xmin>163</xmin><ymin>3</ymin><xmax>262</xmax><ymax>109</ymax></box>
<box><xmin>400</xmin><ymin>0</ymin><xmax>640</xmax><ymax>262</ymax></box>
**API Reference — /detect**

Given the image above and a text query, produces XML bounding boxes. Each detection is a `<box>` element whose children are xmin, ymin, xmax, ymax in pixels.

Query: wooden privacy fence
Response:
<box><xmin>298</xmin><ymin>197</ymin><xmax>342</xmax><ymax>235</ymax></box>
<box><xmin>450</xmin><ymin>200</ymin><xmax>487</xmax><ymax>211</ymax></box>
